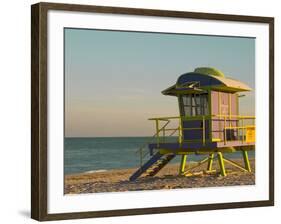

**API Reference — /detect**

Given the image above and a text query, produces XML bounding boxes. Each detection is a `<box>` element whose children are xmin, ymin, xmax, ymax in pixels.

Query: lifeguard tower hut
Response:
<box><xmin>130</xmin><ymin>67</ymin><xmax>255</xmax><ymax>181</ymax></box>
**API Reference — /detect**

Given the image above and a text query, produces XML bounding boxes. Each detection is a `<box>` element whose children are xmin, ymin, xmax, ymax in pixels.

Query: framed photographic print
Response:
<box><xmin>31</xmin><ymin>2</ymin><xmax>274</xmax><ymax>221</ymax></box>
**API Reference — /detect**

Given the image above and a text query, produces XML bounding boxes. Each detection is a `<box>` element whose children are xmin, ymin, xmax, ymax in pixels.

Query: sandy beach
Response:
<box><xmin>65</xmin><ymin>158</ymin><xmax>255</xmax><ymax>194</ymax></box>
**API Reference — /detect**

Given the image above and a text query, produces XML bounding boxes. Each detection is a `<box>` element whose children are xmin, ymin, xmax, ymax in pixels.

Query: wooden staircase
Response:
<box><xmin>145</xmin><ymin>154</ymin><xmax>175</xmax><ymax>176</ymax></box>
<box><xmin>129</xmin><ymin>152</ymin><xmax>175</xmax><ymax>181</ymax></box>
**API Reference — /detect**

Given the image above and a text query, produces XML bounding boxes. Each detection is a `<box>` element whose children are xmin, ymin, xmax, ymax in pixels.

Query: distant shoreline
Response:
<box><xmin>65</xmin><ymin>136</ymin><xmax>155</xmax><ymax>139</ymax></box>
<box><xmin>67</xmin><ymin>161</ymin><xmax>201</xmax><ymax>176</ymax></box>
<box><xmin>65</xmin><ymin>158</ymin><xmax>255</xmax><ymax>194</ymax></box>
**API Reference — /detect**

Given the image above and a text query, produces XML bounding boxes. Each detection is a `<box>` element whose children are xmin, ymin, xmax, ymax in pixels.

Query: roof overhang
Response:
<box><xmin>162</xmin><ymin>73</ymin><xmax>252</xmax><ymax>96</ymax></box>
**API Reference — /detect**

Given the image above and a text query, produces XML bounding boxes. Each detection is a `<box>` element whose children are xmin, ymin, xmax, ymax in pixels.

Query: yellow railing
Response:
<box><xmin>135</xmin><ymin>119</ymin><xmax>177</xmax><ymax>167</ymax></box>
<box><xmin>135</xmin><ymin>114</ymin><xmax>255</xmax><ymax>167</ymax></box>
<box><xmin>212</xmin><ymin>114</ymin><xmax>255</xmax><ymax>145</ymax></box>
<box><xmin>149</xmin><ymin>116</ymin><xmax>182</xmax><ymax>146</ymax></box>
<box><xmin>149</xmin><ymin>115</ymin><xmax>255</xmax><ymax>146</ymax></box>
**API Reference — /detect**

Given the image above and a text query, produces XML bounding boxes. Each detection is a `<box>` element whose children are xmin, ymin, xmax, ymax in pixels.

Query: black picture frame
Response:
<box><xmin>31</xmin><ymin>2</ymin><xmax>274</xmax><ymax>221</ymax></box>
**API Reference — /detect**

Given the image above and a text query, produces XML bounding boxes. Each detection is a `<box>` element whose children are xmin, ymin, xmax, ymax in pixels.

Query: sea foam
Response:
<box><xmin>84</xmin><ymin>169</ymin><xmax>108</xmax><ymax>174</ymax></box>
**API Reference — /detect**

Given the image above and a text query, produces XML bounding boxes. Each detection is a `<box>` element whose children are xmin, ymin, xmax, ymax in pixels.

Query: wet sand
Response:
<box><xmin>65</xmin><ymin>158</ymin><xmax>255</xmax><ymax>194</ymax></box>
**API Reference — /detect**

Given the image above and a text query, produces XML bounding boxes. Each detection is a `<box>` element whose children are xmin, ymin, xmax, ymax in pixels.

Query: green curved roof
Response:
<box><xmin>194</xmin><ymin>67</ymin><xmax>225</xmax><ymax>77</ymax></box>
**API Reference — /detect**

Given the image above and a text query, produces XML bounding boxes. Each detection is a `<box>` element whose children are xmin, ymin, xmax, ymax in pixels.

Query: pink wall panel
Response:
<box><xmin>211</xmin><ymin>91</ymin><xmax>239</xmax><ymax>141</ymax></box>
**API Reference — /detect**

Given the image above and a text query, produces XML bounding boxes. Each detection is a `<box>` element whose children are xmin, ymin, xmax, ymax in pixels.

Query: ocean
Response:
<box><xmin>64</xmin><ymin>137</ymin><xmax>255</xmax><ymax>175</ymax></box>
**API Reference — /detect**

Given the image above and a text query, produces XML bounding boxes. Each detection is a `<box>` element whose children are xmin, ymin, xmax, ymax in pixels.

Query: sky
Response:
<box><xmin>64</xmin><ymin>28</ymin><xmax>255</xmax><ymax>137</ymax></box>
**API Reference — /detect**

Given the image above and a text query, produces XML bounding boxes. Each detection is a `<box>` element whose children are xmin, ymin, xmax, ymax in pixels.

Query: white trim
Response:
<box><xmin>47</xmin><ymin>10</ymin><xmax>269</xmax><ymax>214</ymax></box>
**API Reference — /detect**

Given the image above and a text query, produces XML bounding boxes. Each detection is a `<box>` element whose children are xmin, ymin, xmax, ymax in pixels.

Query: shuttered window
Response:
<box><xmin>180</xmin><ymin>94</ymin><xmax>209</xmax><ymax>116</ymax></box>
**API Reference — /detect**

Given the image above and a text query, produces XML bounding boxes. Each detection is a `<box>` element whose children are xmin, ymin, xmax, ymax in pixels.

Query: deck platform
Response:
<box><xmin>149</xmin><ymin>141</ymin><xmax>254</xmax><ymax>154</ymax></box>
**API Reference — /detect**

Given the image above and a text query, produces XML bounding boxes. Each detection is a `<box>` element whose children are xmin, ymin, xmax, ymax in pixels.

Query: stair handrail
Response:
<box><xmin>136</xmin><ymin>117</ymin><xmax>181</xmax><ymax>167</ymax></box>
<box><xmin>136</xmin><ymin>120</ymin><xmax>170</xmax><ymax>167</ymax></box>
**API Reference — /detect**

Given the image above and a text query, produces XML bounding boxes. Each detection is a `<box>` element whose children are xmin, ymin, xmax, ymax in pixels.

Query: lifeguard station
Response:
<box><xmin>130</xmin><ymin>67</ymin><xmax>255</xmax><ymax>181</ymax></box>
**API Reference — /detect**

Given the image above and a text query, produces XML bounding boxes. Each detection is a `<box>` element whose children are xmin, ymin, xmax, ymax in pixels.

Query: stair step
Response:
<box><xmin>146</xmin><ymin>169</ymin><xmax>155</xmax><ymax>172</ymax></box>
<box><xmin>129</xmin><ymin>153</ymin><xmax>176</xmax><ymax>181</ymax></box>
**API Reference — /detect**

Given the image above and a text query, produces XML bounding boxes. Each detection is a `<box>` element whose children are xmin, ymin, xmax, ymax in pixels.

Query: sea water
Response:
<box><xmin>64</xmin><ymin>137</ymin><xmax>255</xmax><ymax>175</ymax></box>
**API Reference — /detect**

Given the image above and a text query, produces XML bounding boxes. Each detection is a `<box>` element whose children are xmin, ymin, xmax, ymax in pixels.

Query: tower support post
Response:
<box><xmin>207</xmin><ymin>153</ymin><xmax>214</xmax><ymax>171</ymax></box>
<box><xmin>217</xmin><ymin>152</ymin><xmax>226</xmax><ymax>176</ymax></box>
<box><xmin>179</xmin><ymin>154</ymin><xmax>187</xmax><ymax>175</ymax></box>
<box><xmin>242</xmin><ymin>150</ymin><xmax>251</xmax><ymax>172</ymax></box>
